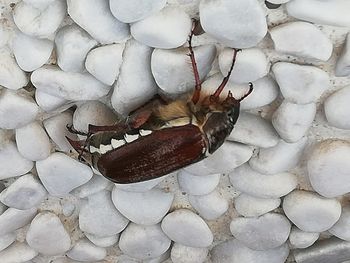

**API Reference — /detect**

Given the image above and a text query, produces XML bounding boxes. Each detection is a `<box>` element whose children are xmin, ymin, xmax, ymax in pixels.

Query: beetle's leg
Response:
<box><xmin>210</xmin><ymin>48</ymin><xmax>241</xmax><ymax>102</ymax></box>
<box><xmin>66</xmin><ymin>124</ymin><xmax>88</xmax><ymax>136</ymax></box>
<box><xmin>188</xmin><ymin>21</ymin><xmax>202</xmax><ymax>105</ymax></box>
<box><xmin>238</xmin><ymin>82</ymin><xmax>254</xmax><ymax>102</ymax></box>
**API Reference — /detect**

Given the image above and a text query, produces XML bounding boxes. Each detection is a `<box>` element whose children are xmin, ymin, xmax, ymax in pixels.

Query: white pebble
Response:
<box><xmin>119</xmin><ymin>223</ymin><xmax>171</xmax><ymax>260</ymax></box>
<box><xmin>0</xmin><ymin>25</ymin><xmax>10</xmax><ymax>48</ymax></box>
<box><xmin>161</xmin><ymin>209</ymin><xmax>213</xmax><ymax>248</ymax></box>
<box><xmin>35</xmin><ymin>90</ymin><xmax>67</xmax><ymax>112</ymax></box>
<box><xmin>283</xmin><ymin>190</ymin><xmax>341</xmax><ymax>232</ymax></box>
<box><xmin>270</xmin><ymin>21</ymin><xmax>333</xmax><ymax>61</ymax></box>
<box><xmin>66</xmin><ymin>238</ymin><xmax>107</xmax><ymax>262</ymax></box>
<box><xmin>114</xmin><ymin>176</ymin><xmax>168</xmax><ymax>193</ymax></box>
<box><xmin>0</xmin><ymin>233</ymin><xmax>16</xmax><ymax>252</ymax></box>
<box><xmin>0</xmin><ymin>173</ymin><xmax>47</xmax><ymax>209</ymax></box>
<box><xmin>13</xmin><ymin>31</ymin><xmax>53</xmax><ymax>72</ymax></box>
<box><xmin>211</xmin><ymin>239</ymin><xmax>289</xmax><ymax>263</ymax></box>
<box><xmin>234</xmin><ymin>194</ymin><xmax>281</xmax><ymax>217</ymax></box>
<box><xmin>85</xmin><ymin>44</ymin><xmax>124</xmax><ymax>85</ymax></box>
<box><xmin>200</xmin><ymin>0</ymin><xmax>267</xmax><ymax>48</ymax></box>
<box><xmin>26</xmin><ymin>212</ymin><xmax>71</xmax><ymax>255</ymax></box>
<box><xmin>72</xmin><ymin>101</ymin><xmax>118</xmax><ymax>134</ymax></box>
<box><xmin>22</xmin><ymin>0</ymin><xmax>55</xmax><ymax>9</ymax></box>
<box><xmin>55</xmin><ymin>24</ymin><xmax>98</xmax><ymax>73</ymax></box>
<box><xmin>85</xmin><ymin>233</ymin><xmax>119</xmax><ymax>248</ymax></box>
<box><xmin>324</xmin><ymin>86</ymin><xmax>350</xmax><ymax>130</ymax></box>
<box><xmin>111</xmin><ymin>39</ymin><xmax>158</xmax><ymax>116</ymax></box>
<box><xmin>13</xmin><ymin>0</ymin><xmax>66</xmax><ymax>38</ymax></box>
<box><xmin>272</xmin><ymin>62</ymin><xmax>329</xmax><ymax>104</ymax></box>
<box><xmin>15</xmin><ymin>122</ymin><xmax>51</xmax><ymax>161</ymax></box>
<box><xmin>289</xmin><ymin>226</ymin><xmax>319</xmax><ymax>249</ymax></box>
<box><xmin>112</xmin><ymin>187</ymin><xmax>174</xmax><ymax>225</ymax></box>
<box><xmin>286</xmin><ymin>0</ymin><xmax>350</xmax><ymax>27</ymax></box>
<box><xmin>0</xmin><ymin>242</ymin><xmax>38</xmax><ymax>263</ymax></box>
<box><xmin>272</xmin><ymin>101</ymin><xmax>316</xmax><ymax>143</ymax></box>
<box><xmin>151</xmin><ymin>45</ymin><xmax>216</xmax><ymax>95</ymax></box>
<box><xmin>188</xmin><ymin>190</ymin><xmax>228</xmax><ymax>220</ymax></box>
<box><xmin>67</xmin><ymin>0</ymin><xmax>129</xmax><ymax>44</ymax></box>
<box><xmin>36</xmin><ymin>152</ymin><xmax>93</xmax><ymax>197</ymax></box>
<box><xmin>171</xmin><ymin>243</ymin><xmax>208</xmax><ymax>263</ymax></box>
<box><xmin>72</xmin><ymin>174</ymin><xmax>111</xmax><ymax>198</ymax></box>
<box><xmin>219</xmin><ymin>48</ymin><xmax>269</xmax><ymax>84</ymax></box>
<box><xmin>31</xmin><ymin>65</ymin><xmax>111</xmax><ymax>100</ymax></box>
<box><xmin>185</xmin><ymin>141</ymin><xmax>253</xmax><ymax>175</ymax></box>
<box><xmin>249</xmin><ymin>137</ymin><xmax>307</xmax><ymax>174</ymax></box>
<box><xmin>240</xmin><ymin>76</ymin><xmax>279</xmax><ymax>110</ymax></box>
<box><xmin>0</xmin><ymin>91</ymin><xmax>38</xmax><ymax>129</ymax></box>
<box><xmin>335</xmin><ymin>33</ymin><xmax>350</xmax><ymax>77</ymax></box>
<box><xmin>130</xmin><ymin>6</ymin><xmax>192</xmax><ymax>49</ymax></box>
<box><xmin>228</xmin><ymin>112</ymin><xmax>279</xmax><ymax>148</ymax></box>
<box><xmin>230</xmin><ymin>213</ymin><xmax>291</xmax><ymax>250</ymax></box>
<box><xmin>229</xmin><ymin>164</ymin><xmax>297</xmax><ymax>198</ymax></box>
<box><xmin>307</xmin><ymin>139</ymin><xmax>350</xmax><ymax>198</ymax></box>
<box><xmin>329</xmin><ymin>206</ymin><xmax>350</xmax><ymax>241</ymax></box>
<box><xmin>177</xmin><ymin>170</ymin><xmax>220</xmax><ymax>196</ymax></box>
<box><xmin>0</xmin><ymin>142</ymin><xmax>33</xmax><ymax>180</ymax></box>
<box><xmin>43</xmin><ymin>111</ymin><xmax>78</xmax><ymax>152</ymax></box>
<box><xmin>110</xmin><ymin>0</ymin><xmax>166</xmax><ymax>23</ymax></box>
<box><xmin>0</xmin><ymin>207</ymin><xmax>37</xmax><ymax>236</ymax></box>
<box><xmin>79</xmin><ymin>190</ymin><xmax>128</xmax><ymax>236</ymax></box>
<box><xmin>267</xmin><ymin>0</ymin><xmax>290</xmax><ymax>3</ymax></box>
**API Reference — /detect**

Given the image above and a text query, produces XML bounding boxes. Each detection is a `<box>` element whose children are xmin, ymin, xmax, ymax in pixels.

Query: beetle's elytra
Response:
<box><xmin>66</xmin><ymin>22</ymin><xmax>253</xmax><ymax>184</ymax></box>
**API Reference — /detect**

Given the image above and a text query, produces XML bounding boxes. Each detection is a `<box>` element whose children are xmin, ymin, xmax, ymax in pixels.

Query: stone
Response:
<box><xmin>171</xmin><ymin>243</ymin><xmax>208</xmax><ymax>263</ymax></box>
<box><xmin>289</xmin><ymin>226</ymin><xmax>319</xmax><ymax>249</ymax></box>
<box><xmin>0</xmin><ymin>26</ymin><xmax>10</xmax><ymax>48</ymax></box>
<box><xmin>66</xmin><ymin>238</ymin><xmax>107</xmax><ymax>262</ymax></box>
<box><xmin>0</xmin><ymin>242</ymin><xmax>38</xmax><ymax>263</ymax></box>
<box><xmin>0</xmin><ymin>233</ymin><xmax>16</xmax><ymax>252</ymax></box>
<box><xmin>34</xmin><ymin>90</ymin><xmax>68</xmax><ymax>112</ymax></box>
<box><xmin>177</xmin><ymin>170</ymin><xmax>220</xmax><ymax>196</ymax></box>
<box><xmin>200</xmin><ymin>0</ymin><xmax>267</xmax><ymax>48</ymax></box>
<box><xmin>26</xmin><ymin>212</ymin><xmax>71</xmax><ymax>255</ymax></box>
<box><xmin>130</xmin><ymin>6</ymin><xmax>192</xmax><ymax>49</ymax></box>
<box><xmin>85</xmin><ymin>233</ymin><xmax>119</xmax><ymax>248</ymax></box>
<box><xmin>114</xmin><ymin>176</ymin><xmax>167</xmax><ymax>192</ymax></box>
<box><xmin>36</xmin><ymin>152</ymin><xmax>93</xmax><ymax>197</ymax></box>
<box><xmin>335</xmin><ymin>33</ymin><xmax>350</xmax><ymax>77</ymax></box>
<box><xmin>324</xmin><ymin>86</ymin><xmax>350</xmax><ymax>129</ymax></box>
<box><xmin>72</xmin><ymin>174</ymin><xmax>111</xmax><ymax>198</ymax></box>
<box><xmin>234</xmin><ymin>194</ymin><xmax>281</xmax><ymax>217</ymax></box>
<box><xmin>329</xmin><ymin>206</ymin><xmax>350</xmax><ymax>241</ymax></box>
<box><xmin>0</xmin><ymin>207</ymin><xmax>37</xmax><ymax>236</ymax></box>
<box><xmin>270</xmin><ymin>21</ymin><xmax>333</xmax><ymax>61</ymax></box>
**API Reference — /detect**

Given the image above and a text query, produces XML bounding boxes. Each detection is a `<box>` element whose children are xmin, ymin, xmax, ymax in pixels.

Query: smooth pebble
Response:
<box><xmin>335</xmin><ymin>33</ymin><xmax>350</xmax><ymax>77</ymax></box>
<box><xmin>272</xmin><ymin>62</ymin><xmax>329</xmax><ymax>104</ymax></box>
<box><xmin>79</xmin><ymin>190</ymin><xmax>129</xmax><ymax>236</ymax></box>
<box><xmin>272</xmin><ymin>101</ymin><xmax>316</xmax><ymax>143</ymax></box>
<box><xmin>130</xmin><ymin>6</ymin><xmax>192</xmax><ymax>49</ymax></box>
<box><xmin>200</xmin><ymin>0</ymin><xmax>267</xmax><ymax>48</ymax></box>
<box><xmin>307</xmin><ymin>139</ymin><xmax>350</xmax><ymax>198</ymax></box>
<box><xmin>188</xmin><ymin>190</ymin><xmax>229</xmax><ymax>220</ymax></box>
<box><xmin>0</xmin><ymin>26</ymin><xmax>9</xmax><ymax>48</ymax></box>
<box><xmin>289</xmin><ymin>226</ymin><xmax>319</xmax><ymax>249</ymax></box>
<box><xmin>55</xmin><ymin>24</ymin><xmax>98</xmax><ymax>73</ymax></box>
<box><xmin>0</xmin><ymin>142</ymin><xmax>33</xmax><ymax>180</ymax></box>
<box><xmin>329</xmin><ymin>206</ymin><xmax>350</xmax><ymax>241</ymax></box>
<box><xmin>151</xmin><ymin>45</ymin><xmax>216</xmax><ymax>95</ymax></box>
<box><xmin>67</xmin><ymin>0</ymin><xmax>129</xmax><ymax>44</ymax></box>
<box><xmin>66</xmin><ymin>238</ymin><xmax>107</xmax><ymax>262</ymax></box>
<box><xmin>324</xmin><ymin>86</ymin><xmax>350</xmax><ymax>130</ymax></box>
<box><xmin>0</xmin><ymin>242</ymin><xmax>38</xmax><ymax>263</ymax></box>
<box><xmin>161</xmin><ymin>209</ymin><xmax>213</xmax><ymax>248</ymax></box>
<box><xmin>230</xmin><ymin>213</ymin><xmax>291</xmax><ymax>250</ymax></box>
<box><xmin>283</xmin><ymin>190</ymin><xmax>341</xmax><ymax>232</ymax></box>
<box><xmin>31</xmin><ymin>65</ymin><xmax>111</xmax><ymax>100</ymax></box>
<box><xmin>85</xmin><ymin>233</ymin><xmax>119</xmax><ymax>248</ymax></box>
<box><xmin>35</xmin><ymin>90</ymin><xmax>68</xmax><ymax>112</ymax></box>
<box><xmin>270</xmin><ymin>21</ymin><xmax>333</xmax><ymax>61</ymax></box>
<box><xmin>219</xmin><ymin>48</ymin><xmax>269</xmax><ymax>84</ymax></box>
<box><xmin>16</xmin><ymin>121</ymin><xmax>51</xmax><ymax>161</ymax></box>
<box><xmin>0</xmin><ymin>207</ymin><xmax>37</xmax><ymax>236</ymax></box>
<box><xmin>112</xmin><ymin>187</ymin><xmax>174</xmax><ymax>225</ymax></box>
<box><xmin>26</xmin><ymin>212</ymin><xmax>71</xmax><ymax>255</ymax></box>
<box><xmin>0</xmin><ymin>233</ymin><xmax>16</xmax><ymax>252</ymax></box>
<box><xmin>72</xmin><ymin>174</ymin><xmax>111</xmax><ymax>198</ymax></box>
<box><xmin>36</xmin><ymin>152</ymin><xmax>93</xmax><ymax>197</ymax></box>
<box><xmin>114</xmin><ymin>176</ymin><xmax>168</xmax><ymax>193</ymax></box>
<box><xmin>228</xmin><ymin>112</ymin><xmax>279</xmax><ymax>148</ymax></box>
<box><xmin>229</xmin><ymin>164</ymin><xmax>298</xmax><ymax>198</ymax></box>
<box><xmin>234</xmin><ymin>193</ymin><xmax>281</xmax><ymax>217</ymax></box>
<box><xmin>119</xmin><ymin>223</ymin><xmax>171</xmax><ymax>260</ymax></box>
<box><xmin>250</xmin><ymin>137</ymin><xmax>307</xmax><ymax>174</ymax></box>
<box><xmin>0</xmin><ymin>173</ymin><xmax>47</xmax><ymax>210</ymax></box>
<box><xmin>177</xmin><ymin>170</ymin><xmax>220</xmax><ymax>196</ymax></box>
<box><xmin>171</xmin><ymin>243</ymin><xmax>208</xmax><ymax>263</ymax></box>
<box><xmin>110</xmin><ymin>0</ymin><xmax>166</xmax><ymax>23</ymax></box>
<box><xmin>85</xmin><ymin>44</ymin><xmax>124</xmax><ymax>85</ymax></box>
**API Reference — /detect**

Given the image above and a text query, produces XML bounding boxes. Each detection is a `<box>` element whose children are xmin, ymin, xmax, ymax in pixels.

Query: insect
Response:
<box><xmin>66</xmin><ymin>24</ymin><xmax>253</xmax><ymax>184</ymax></box>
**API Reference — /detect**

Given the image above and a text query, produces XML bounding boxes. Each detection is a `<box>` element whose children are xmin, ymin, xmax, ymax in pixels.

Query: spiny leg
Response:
<box><xmin>210</xmin><ymin>48</ymin><xmax>241</xmax><ymax>103</ymax></box>
<box><xmin>239</xmin><ymin>82</ymin><xmax>254</xmax><ymax>102</ymax></box>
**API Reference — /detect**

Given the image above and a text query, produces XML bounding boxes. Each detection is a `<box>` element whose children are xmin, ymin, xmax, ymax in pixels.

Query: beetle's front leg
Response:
<box><xmin>66</xmin><ymin>124</ymin><xmax>89</xmax><ymax>136</ymax></box>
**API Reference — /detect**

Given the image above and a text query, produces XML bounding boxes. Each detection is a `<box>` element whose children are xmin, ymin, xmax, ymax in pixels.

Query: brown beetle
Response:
<box><xmin>67</xmin><ymin>24</ymin><xmax>253</xmax><ymax>184</ymax></box>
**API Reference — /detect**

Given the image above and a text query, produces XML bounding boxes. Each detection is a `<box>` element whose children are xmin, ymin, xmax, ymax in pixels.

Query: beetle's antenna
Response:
<box><xmin>210</xmin><ymin>48</ymin><xmax>241</xmax><ymax>102</ymax></box>
<box><xmin>188</xmin><ymin>20</ymin><xmax>202</xmax><ymax>105</ymax></box>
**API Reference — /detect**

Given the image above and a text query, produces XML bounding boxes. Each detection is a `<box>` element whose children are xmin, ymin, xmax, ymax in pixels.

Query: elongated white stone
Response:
<box><xmin>335</xmin><ymin>33</ymin><xmax>350</xmax><ymax>77</ymax></box>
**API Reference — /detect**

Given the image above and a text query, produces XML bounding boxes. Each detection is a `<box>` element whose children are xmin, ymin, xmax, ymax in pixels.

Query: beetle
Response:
<box><xmin>66</xmin><ymin>24</ymin><xmax>253</xmax><ymax>184</ymax></box>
